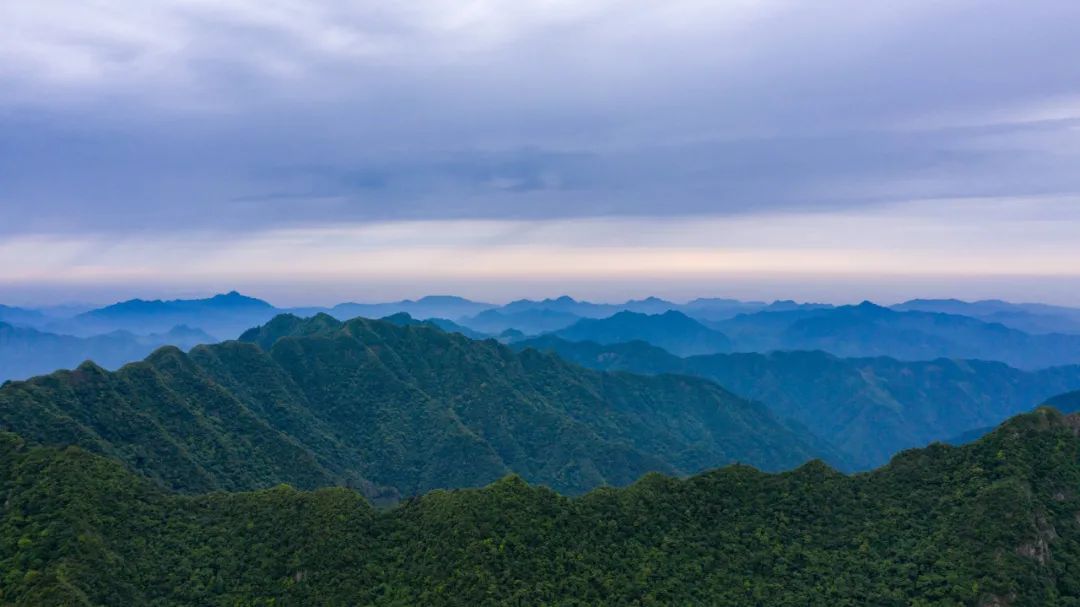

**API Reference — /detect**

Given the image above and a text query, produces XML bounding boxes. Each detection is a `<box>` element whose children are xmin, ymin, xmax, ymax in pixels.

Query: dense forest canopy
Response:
<box><xmin>1</xmin><ymin>408</ymin><xmax>1079</xmax><ymax>605</ymax></box>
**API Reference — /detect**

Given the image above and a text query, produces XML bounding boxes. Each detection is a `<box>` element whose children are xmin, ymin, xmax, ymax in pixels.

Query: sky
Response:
<box><xmin>3</xmin><ymin>0</ymin><xmax>1080</xmax><ymax>306</ymax></box>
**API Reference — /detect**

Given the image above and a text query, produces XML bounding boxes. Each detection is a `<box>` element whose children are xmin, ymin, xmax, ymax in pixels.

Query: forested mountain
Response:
<box><xmin>0</xmin><ymin>322</ymin><xmax>215</xmax><ymax>382</ymax></box>
<box><xmin>2</xmin><ymin>408</ymin><xmax>1079</xmax><ymax>605</ymax></box>
<box><xmin>714</xmin><ymin>301</ymin><xmax>1080</xmax><ymax>369</ymax></box>
<box><xmin>894</xmin><ymin>298</ymin><xmax>1080</xmax><ymax>335</ymax></box>
<box><xmin>515</xmin><ymin>336</ymin><xmax>1080</xmax><ymax>468</ymax></box>
<box><xmin>0</xmin><ymin>314</ymin><xmax>837</xmax><ymax>499</ymax></box>
<box><xmin>553</xmin><ymin>310</ymin><xmax>732</xmax><ymax>356</ymax></box>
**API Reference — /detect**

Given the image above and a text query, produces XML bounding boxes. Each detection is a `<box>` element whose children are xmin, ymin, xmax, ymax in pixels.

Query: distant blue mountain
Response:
<box><xmin>1045</xmin><ymin>389</ymin><xmax>1080</xmax><ymax>413</ymax></box>
<box><xmin>303</xmin><ymin>295</ymin><xmax>497</xmax><ymax>323</ymax></box>
<box><xmin>459</xmin><ymin>308</ymin><xmax>581</xmax><ymax>335</ymax></box>
<box><xmin>380</xmin><ymin>312</ymin><xmax>489</xmax><ymax>339</ymax></box>
<box><xmin>715</xmin><ymin>301</ymin><xmax>1080</xmax><ymax>369</ymax></box>
<box><xmin>553</xmin><ymin>310</ymin><xmax>732</xmax><ymax>356</ymax></box>
<box><xmin>0</xmin><ymin>322</ymin><xmax>216</xmax><ymax>382</ymax></box>
<box><xmin>497</xmin><ymin>295</ymin><xmax>678</xmax><ymax>319</ymax></box>
<box><xmin>893</xmin><ymin>298</ymin><xmax>1080</xmax><ymax>335</ymax></box>
<box><xmin>0</xmin><ymin>304</ymin><xmax>45</xmax><ymax>327</ymax></box>
<box><xmin>53</xmin><ymin>291</ymin><xmax>275</xmax><ymax>338</ymax></box>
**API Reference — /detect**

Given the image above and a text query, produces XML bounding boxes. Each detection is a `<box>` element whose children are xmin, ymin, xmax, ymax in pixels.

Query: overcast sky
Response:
<box><xmin>3</xmin><ymin>0</ymin><xmax>1080</xmax><ymax>306</ymax></box>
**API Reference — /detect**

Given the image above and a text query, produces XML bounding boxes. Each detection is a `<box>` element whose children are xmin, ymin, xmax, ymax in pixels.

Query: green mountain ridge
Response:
<box><xmin>945</xmin><ymin>389</ymin><xmax>1080</xmax><ymax>445</ymax></box>
<box><xmin>514</xmin><ymin>336</ymin><xmax>1080</xmax><ymax>468</ymax></box>
<box><xmin>2</xmin><ymin>408</ymin><xmax>1079</xmax><ymax>605</ymax></box>
<box><xmin>0</xmin><ymin>313</ymin><xmax>836</xmax><ymax>499</ymax></box>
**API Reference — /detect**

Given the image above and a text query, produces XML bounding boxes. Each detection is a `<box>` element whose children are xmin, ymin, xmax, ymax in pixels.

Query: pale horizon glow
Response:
<box><xmin>5</xmin><ymin>196</ymin><xmax>1080</xmax><ymax>307</ymax></box>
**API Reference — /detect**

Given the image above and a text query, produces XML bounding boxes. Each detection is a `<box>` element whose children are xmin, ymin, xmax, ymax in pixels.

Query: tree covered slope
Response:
<box><xmin>2</xmin><ymin>408</ymin><xmax>1079</xmax><ymax>605</ymax></box>
<box><xmin>0</xmin><ymin>314</ymin><xmax>835</xmax><ymax>498</ymax></box>
<box><xmin>515</xmin><ymin>336</ymin><xmax>1080</xmax><ymax>469</ymax></box>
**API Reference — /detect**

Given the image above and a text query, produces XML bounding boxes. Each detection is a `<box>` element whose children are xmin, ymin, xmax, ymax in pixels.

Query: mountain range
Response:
<box><xmin>10</xmin><ymin>292</ymin><xmax>1080</xmax><ymax>363</ymax></box>
<box><xmin>457</xmin><ymin>308</ymin><xmax>581</xmax><ymax>335</ymax></box>
<box><xmin>0</xmin><ymin>322</ymin><xmax>215</xmax><ymax>383</ymax></box>
<box><xmin>514</xmin><ymin>335</ymin><xmax>1080</xmax><ymax>468</ymax></box>
<box><xmin>895</xmin><ymin>298</ymin><xmax>1080</xmax><ymax>335</ymax></box>
<box><xmin>2</xmin><ymin>407</ymin><xmax>1077</xmax><ymax>605</ymax></box>
<box><xmin>297</xmin><ymin>295</ymin><xmax>497</xmax><ymax>326</ymax></box>
<box><xmin>0</xmin><ymin>304</ymin><xmax>46</xmax><ymax>327</ymax></box>
<box><xmin>51</xmin><ymin>291</ymin><xmax>277</xmax><ymax>338</ymax></box>
<box><xmin>1045</xmin><ymin>389</ymin><xmax>1080</xmax><ymax>413</ymax></box>
<box><xmin>6</xmin><ymin>292</ymin><xmax>1080</xmax><ymax>604</ymax></box>
<box><xmin>550</xmin><ymin>310</ymin><xmax>733</xmax><ymax>356</ymax></box>
<box><xmin>0</xmin><ymin>313</ymin><xmax>840</xmax><ymax>499</ymax></box>
<box><xmin>713</xmin><ymin>301</ymin><xmax>1080</xmax><ymax>369</ymax></box>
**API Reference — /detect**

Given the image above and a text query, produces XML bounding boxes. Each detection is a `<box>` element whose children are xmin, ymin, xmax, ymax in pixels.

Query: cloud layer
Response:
<box><xmin>2</xmin><ymin>1</ymin><xmax>1080</xmax><ymax>302</ymax></box>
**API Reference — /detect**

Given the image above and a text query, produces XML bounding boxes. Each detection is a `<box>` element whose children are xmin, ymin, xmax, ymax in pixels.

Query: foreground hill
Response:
<box><xmin>0</xmin><ymin>322</ymin><xmax>215</xmax><ymax>382</ymax></box>
<box><xmin>0</xmin><ymin>314</ymin><xmax>835</xmax><ymax>498</ymax></box>
<box><xmin>1</xmin><ymin>408</ymin><xmax>1078</xmax><ymax>605</ymax></box>
<box><xmin>516</xmin><ymin>336</ymin><xmax>1080</xmax><ymax>468</ymax></box>
<box><xmin>553</xmin><ymin>310</ymin><xmax>733</xmax><ymax>356</ymax></box>
<box><xmin>714</xmin><ymin>301</ymin><xmax>1080</xmax><ymax>369</ymax></box>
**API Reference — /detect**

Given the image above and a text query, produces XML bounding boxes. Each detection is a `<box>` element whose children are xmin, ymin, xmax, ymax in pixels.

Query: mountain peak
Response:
<box><xmin>414</xmin><ymin>295</ymin><xmax>473</xmax><ymax>304</ymax></box>
<box><xmin>659</xmin><ymin>309</ymin><xmax>691</xmax><ymax>319</ymax></box>
<box><xmin>206</xmin><ymin>291</ymin><xmax>272</xmax><ymax>308</ymax></box>
<box><xmin>554</xmin><ymin>309</ymin><xmax>730</xmax><ymax>356</ymax></box>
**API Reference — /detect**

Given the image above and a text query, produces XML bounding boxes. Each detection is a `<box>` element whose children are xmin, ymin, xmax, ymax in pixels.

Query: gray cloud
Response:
<box><xmin>2</xmin><ymin>0</ymin><xmax>1080</xmax><ymax>235</ymax></box>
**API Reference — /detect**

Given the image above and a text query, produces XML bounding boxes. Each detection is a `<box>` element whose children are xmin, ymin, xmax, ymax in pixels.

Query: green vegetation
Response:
<box><xmin>0</xmin><ymin>314</ymin><xmax>835</xmax><ymax>498</ymax></box>
<box><xmin>516</xmin><ymin>336</ymin><xmax>1080</xmax><ymax>468</ymax></box>
<box><xmin>2</xmin><ymin>408</ymin><xmax>1080</xmax><ymax>605</ymax></box>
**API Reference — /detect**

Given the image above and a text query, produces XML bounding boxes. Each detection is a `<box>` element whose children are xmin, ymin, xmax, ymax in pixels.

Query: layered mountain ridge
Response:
<box><xmin>0</xmin><ymin>313</ymin><xmax>838</xmax><ymax>500</ymax></box>
<box><xmin>0</xmin><ymin>322</ymin><xmax>216</xmax><ymax>383</ymax></box>
<box><xmin>515</xmin><ymin>335</ymin><xmax>1080</xmax><ymax>468</ymax></box>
